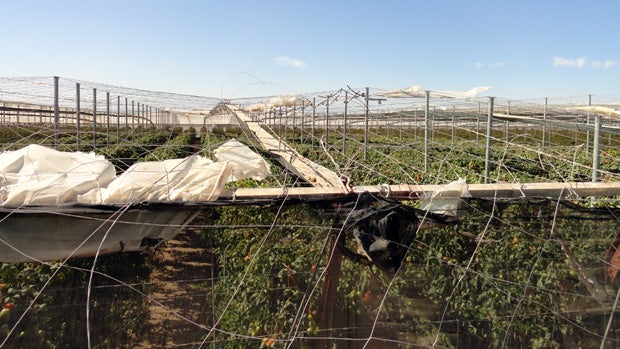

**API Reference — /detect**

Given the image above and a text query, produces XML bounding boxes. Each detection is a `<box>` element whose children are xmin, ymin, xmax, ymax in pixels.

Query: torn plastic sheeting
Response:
<box><xmin>214</xmin><ymin>139</ymin><xmax>271</xmax><ymax>181</ymax></box>
<box><xmin>0</xmin><ymin>204</ymin><xmax>203</xmax><ymax>262</ymax></box>
<box><xmin>420</xmin><ymin>178</ymin><xmax>471</xmax><ymax>215</ymax></box>
<box><xmin>0</xmin><ymin>144</ymin><xmax>116</xmax><ymax>207</ymax></box>
<box><xmin>78</xmin><ymin>157</ymin><xmax>233</xmax><ymax>204</ymax></box>
<box><xmin>0</xmin><ymin>139</ymin><xmax>271</xmax><ymax>207</ymax></box>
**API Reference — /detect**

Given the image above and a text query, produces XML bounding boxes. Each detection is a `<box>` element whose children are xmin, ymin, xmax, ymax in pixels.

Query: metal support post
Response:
<box><xmin>116</xmin><ymin>96</ymin><xmax>120</xmax><ymax>143</ymax></box>
<box><xmin>343</xmin><ymin>91</ymin><xmax>348</xmax><ymax>153</ymax></box>
<box><xmin>325</xmin><ymin>95</ymin><xmax>329</xmax><ymax>145</ymax></box>
<box><xmin>53</xmin><ymin>76</ymin><xmax>59</xmax><ymax>147</ymax></box>
<box><xmin>312</xmin><ymin>98</ymin><xmax>316</xmax><ymax>147</ymax></box>
<box><xmin>76</xmin><ymin>83</ymin><xmax>81</xmax><ymax>150</ymax></box>
<box><xmin>364</xmin><ymin>87</ymin><xmax>369</xmax><ymax>160</ymax></box>
<box><xmin>542</xmin><ymin>97</ymin><xmax>547</xmax><ymax>151</ymax></box>
<box><xmin>106</xmin><ymin>91</ymin><xmax>110</xmax><ymax>147</ymax></box>
<box><xmin>592</xmin><ymin>114</ymin><xmax>601</xmax><ymax>182</ymax></box>
<box><xmin>92</xmin><ymin>88</ymin><xmax>97</xmax><ymax>148</ymax></box>
<box><xmin>424</xmin><ymin>90</ymin><xmax>430</xmax><ymax>173</ymax></box>
<box><xmin>484</xmin><ymin>97</ymin><xmax>495</xmax><ymax>183</ymax></box>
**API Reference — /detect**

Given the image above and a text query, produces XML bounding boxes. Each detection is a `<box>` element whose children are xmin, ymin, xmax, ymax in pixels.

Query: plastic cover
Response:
<box><xmin>0</xmin><ymin>139</ymin><xmax>271</xmax><ymax>207</ymax></box>
<box><xmin>420</xmin><ymin>178</ymin><xmax>471</xmax><ymax>215</ymax></box>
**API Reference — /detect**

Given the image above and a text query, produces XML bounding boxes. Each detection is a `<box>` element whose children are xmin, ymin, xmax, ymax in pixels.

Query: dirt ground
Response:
<box><xmin>137</xmin><ymin>227</ymin><xmax>217</xmax><ymax>348</ymax></box>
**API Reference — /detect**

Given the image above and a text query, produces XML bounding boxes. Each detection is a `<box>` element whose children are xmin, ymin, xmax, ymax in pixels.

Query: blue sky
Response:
<box><xmin>1</xmin><ymin>0</ymin><xmax>619</xmax><ymax>99</ymax></box>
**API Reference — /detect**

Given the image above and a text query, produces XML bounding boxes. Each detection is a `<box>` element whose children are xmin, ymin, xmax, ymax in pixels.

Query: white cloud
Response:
<box><xmin>274</xmin><ymin>56</ymin><xmax>307</xmax><ymax>69</ymax></box>
<box><xmin>473</xmin><ymin>62</ymin><xmax>506</xmax><ymax>69</ymax></box>
<box><xmin>604</xmin><ymin>60</ymin><xmax>617</xmax><ymax>69</ymax></box>
<box><xmin>553</xmin><ymin>57</ymin><xmax>586</xmax><ymax>68</ymax></box>
<box><xmin>592</xmin><ymin>60</ymin><xmax>617</xmax><ymax>69</ymax></box>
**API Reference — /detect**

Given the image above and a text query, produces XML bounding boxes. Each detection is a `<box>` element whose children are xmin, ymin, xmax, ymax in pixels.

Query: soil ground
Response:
<box><xmin>137</xmin><ymin>226</ymin><xmax>216</xmax><ymax>348</ymax></box>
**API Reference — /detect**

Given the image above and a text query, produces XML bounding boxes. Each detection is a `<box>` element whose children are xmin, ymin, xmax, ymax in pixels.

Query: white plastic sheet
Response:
<box><xmin>0</xmin><ymin>144</ymin><xmax>116</xmax><ymax>206</ymax></box>
<box><xmin>420</xmin><ymin>178</ymin><xmax>471</xmax><ymax>215</ymax></box>
<box><xmin>0</xmin><ymin>139</ymin><xmax>271</xmax><ymax>207</ymax></box>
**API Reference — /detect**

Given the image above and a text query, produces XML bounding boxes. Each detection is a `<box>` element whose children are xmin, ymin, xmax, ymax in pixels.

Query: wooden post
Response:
<box><xmin>317</xmin><ymin>214</ymin><xmax>344</xmax><ymax>349</ymax></box>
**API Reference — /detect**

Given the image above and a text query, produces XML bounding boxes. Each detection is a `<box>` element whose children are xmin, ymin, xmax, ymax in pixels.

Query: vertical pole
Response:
<box><xmin>116</xmin><ymin>96</ymin><xmax>120</xmax><ymax>143</ymax></box>
<box><xmin>424</xmin><ymin>90</ymin><xmax>430</xmax><ymax>173</ymax></box>
<box><xmin>364</xmin><ymin>87</ymin><xmax>369</xmax><ymax>161</ymax></box>
<box><xmin>399</xmin><ymin>111</ymin><xmax>403</xmax><ymax>141</ymax></box>
<box><xmin>451</xmin><ymin>105</ymin><xmax>455</xmax><ymax>146</ymax></box>
<box><xmin>53</xmin><ymin>76</ymin><xmax>59</xmax><ymax>147</ymax></box>
<box><xmin>414</xmin><ymin>108</ymin><xmax>417</xmax><ymax>142</ymax></box>
<box><xmin>106</xmin><ymin>91</ymin><xmax>110</xmax><ymax>147</ymax></box>
<box><xmin>124</xmin><ymin>98</ymin><xmax>128</xmax><ymax>140</ymax></box>
<box><xmin>477</xmin><ymin>101</ymin><xmax>482</xmax><ymax>146</ymax></box>
<box><xmin>278</xmin><ymin>106</ymin><xmax>282</xmax><ymax>149</ymax></box>
<box><xmin>484</xmin><ymin>97</ymin><xmax>495</xmax><ymax>183</ymax></box>
<box><xmin>142</xmin><ymin>104</ymin><xmax>145</xmax><ymax>132</ymax></box>
<box><xmin>76</xmin><ymin>83</ymin><xmax>81</xmax><ymax>151</ymax></box>
<box><xmin>316</xmin><ymin>228</ymin><xmax>344</xmax><ymax>349</ymax></box>
<box><xmin>586</xmin><ymin>94</ymin><xmax>592</xmax><ymax>158</ymax></box>
<box><xmin>284</xmin><ymin>106</ymin><xmax>288</xmax><ymax>141</ymax></box>
<box><xmin>292</xmin><ymin>103</ymin><xmax>297</xmax><ymax>139</ymax></box>
<box><xmin>137</xmin><ymin>102</ymin><xmax>140</xmax><ymax>134</ymax></box>
<box><xmin>312</xmin><ymin>98</ymin><xmax>316</xmax><ymax>148</ymax></box>
<box><xmin>542</xmin><ymin>97</ymin><xmax>547</xmax><ymax>151</ymax></box>
<box><xmin>325</xmin><ymin>95</ymin><xmax>329</xmax><ymax>145</ymax></box>
<box><xmin>131</xmin><ymin>100</ymin><xmax>135</xmax><ymax>140</ymax></box>
<box><xmin>9</xmin><ymin>104</ymin><xmax>12</xmax><ymax>123</ymax></box>
<box><xmin>592</xmin><ymin>114</ymin><xmax>601</xmax><ymax>182</ymax></box>
<box><xmin>301</xmin><ymin>100</ymin><xmax>305</xmax><ymax>144</ymax></box>
<box><xmin>431</xmin><ymin>106</ymin><xmax>435</xmax><ymax>142</ymax></box>
<box><xmin>93</xmin><ymin>88</ymin><xmax>97</xmax><ymax>148</ymax></box>
<box><xmin>343</xmin><ymin>91</ymin><xmax>348</xmax><ymax>153</ymax></box>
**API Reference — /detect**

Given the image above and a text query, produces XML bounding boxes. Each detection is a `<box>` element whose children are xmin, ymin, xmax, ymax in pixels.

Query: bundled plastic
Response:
<box><xmin>0</xmin><ymin>140</ymin><xmax>271</xmax><ymax>207</ymax></box>
<box><xmin>0</xmin><ymin>144</ymin><xmax>116</xmax><ymax>206</ymax></box>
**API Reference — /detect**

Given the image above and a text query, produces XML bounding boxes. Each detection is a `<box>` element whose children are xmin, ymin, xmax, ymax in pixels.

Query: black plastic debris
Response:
<box><xmin>334</xmin><ymin>192</ymin><xmax>457</xmax><ymax>273</ymax></box>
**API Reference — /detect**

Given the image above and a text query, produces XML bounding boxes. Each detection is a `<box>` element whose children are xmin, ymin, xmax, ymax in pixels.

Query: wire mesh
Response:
<box><xmin>0</xmin><ymin>76</ymin><xmax>620</xmax><ymax>348</ymax></box>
